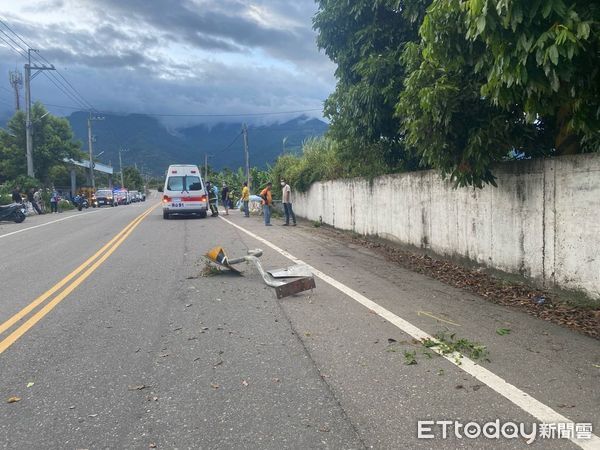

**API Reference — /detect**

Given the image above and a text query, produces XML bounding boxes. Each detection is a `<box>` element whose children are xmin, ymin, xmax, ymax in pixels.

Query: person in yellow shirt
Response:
<box><xmin>241</xmin><ymin>181</ymin><xmax>250</xmax><ymax>217</ymax></box>
<box><xmin>260</xmin><ymin>182</ymin><xmax>273</xmax><ymax>226</ymax></box>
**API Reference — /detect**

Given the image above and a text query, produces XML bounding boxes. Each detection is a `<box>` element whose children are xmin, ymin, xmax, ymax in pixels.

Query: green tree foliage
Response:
<box><xmin>271</xmin><ymin>137</ymin><xmax>344</xmax><ymax>192</ymax></box>
<box><xmin>314</xmin><ymin>0</ymin><xmax>428</xmax><ymax>175</ymax></box>
<box><xmin>399</xmin><ymin>0</ymin><xmax>553</xmax><ymax>186</ymax></box>
<box><xmin>122</xmin><ymin>166</ymin><xmax>144</xmax><ymax>191</ymax></box>
<box><xmin>315</xmin><ymin>0</ymin><xmax>600</xmax><ymax>187</ymax></box>
<box><xmin>0</xmin><ymin>102</ymin><xmax>83</xmax><ymax>184</ymax></box>
<box><xmin>463</xmin><ymin>0</ymin><xmax>600</xmax><ymax>154</ymax></box>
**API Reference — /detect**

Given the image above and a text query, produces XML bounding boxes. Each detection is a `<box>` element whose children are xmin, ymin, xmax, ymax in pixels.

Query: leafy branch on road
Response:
<box><xmin>422</xmin><ymin>332</ymin><xmax>490</xmax><ymax>365</ymax></box>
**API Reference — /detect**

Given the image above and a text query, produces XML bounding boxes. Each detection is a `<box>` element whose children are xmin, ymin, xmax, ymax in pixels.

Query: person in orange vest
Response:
<box><xmin>260</xmin><ymin>182</ymin><xmax>273</xmax><ymax>226</ymax></box>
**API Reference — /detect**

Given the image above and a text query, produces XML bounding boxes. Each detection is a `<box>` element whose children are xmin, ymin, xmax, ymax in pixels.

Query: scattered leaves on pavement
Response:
<box><xmin>26</xmin><ymin>382</ymin><xmax>34</xmax><ymax>388</ymax></box>
<box><xmin>316</xmin><ymin>227</ymin><xmax>600</xmax><ymax>339</ymax></box>
<box><xmin>7</xmin><ymin>397</ymin><xmax>21</xmax><ymax>403</ymax></box>
<box><xmin>496</xmin><ymin>328</ymin><xmax>511</xmax><ymax>336</ymax></box>
<box><xmin>403</xmin><ymin>350</ymin><xmax>417</xmax><ymax>365</ymax></box>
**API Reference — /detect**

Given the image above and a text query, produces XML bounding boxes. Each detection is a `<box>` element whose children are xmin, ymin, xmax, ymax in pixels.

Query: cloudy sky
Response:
<box><xmin>0</xmin><ymin>0</ymin><xmax>335</xmax><ymax>126</ymax></box>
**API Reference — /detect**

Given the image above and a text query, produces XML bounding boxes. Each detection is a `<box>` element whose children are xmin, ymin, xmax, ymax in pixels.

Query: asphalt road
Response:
<box><xmin>0</xmin><ymin>193</ymin><xmax>598</xmax><ymax>449</ymax></box>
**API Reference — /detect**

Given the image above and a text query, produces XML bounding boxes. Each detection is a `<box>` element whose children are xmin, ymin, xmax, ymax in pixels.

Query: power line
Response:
<box><xmin>219</xmin><ymin>132</ymin><xmax>243</xmax><ymax>153</ymax></box>
<box><xmin>141</xmin><ymin>108</ymin><xmax>323</xmax><ymax>118</ymax></box>
<box><xmin>0</xmin><ymin>32</ymin><xmax>27</xmax><ymax>59</ymax></box>
<box><xmin>0</xmin><ymin>18</ymin><xmax>96</xmax><ymax>112</ymax></box>
<box><xmin>0</xmin><ymin>29</ymin><xmax>90</xmax><ymax>111</ymax></box>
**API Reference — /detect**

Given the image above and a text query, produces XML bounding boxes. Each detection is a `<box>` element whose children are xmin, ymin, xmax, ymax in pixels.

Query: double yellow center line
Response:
<box><xmin>0</xmin><ymin>204</ymin><xmax>159</xmax><ymax>354</ymax></box>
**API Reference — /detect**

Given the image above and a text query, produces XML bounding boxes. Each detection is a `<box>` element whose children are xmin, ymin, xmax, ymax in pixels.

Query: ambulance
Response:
<box><xmin>162</xmin><ymin>164</ymin><xmax>208</xmax><ymax>219</ymax></box>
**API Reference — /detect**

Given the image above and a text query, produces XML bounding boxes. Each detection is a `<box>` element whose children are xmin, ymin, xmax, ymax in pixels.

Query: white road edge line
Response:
<box><xmin>220</xmin><ymin>216</ymin><xmax>599</xmax><ymax>450</ymax></box>
<box><xmin>0</xmin><ymin>210</ymin><xmax>102</xmax><ymax>240</ymax></box>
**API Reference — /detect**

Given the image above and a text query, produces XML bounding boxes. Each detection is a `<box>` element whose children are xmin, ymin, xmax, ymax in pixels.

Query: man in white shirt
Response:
<box><xmin>281</xmin><ymin>179</ymin><xmax>296</xmax><ymax>226</ymax></box>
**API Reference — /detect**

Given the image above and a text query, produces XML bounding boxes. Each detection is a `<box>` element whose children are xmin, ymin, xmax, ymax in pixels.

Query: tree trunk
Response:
<box><xmin>555</xmin><ymin>104</ymin><xmax>580</xmax><ymax>155</ymax></box>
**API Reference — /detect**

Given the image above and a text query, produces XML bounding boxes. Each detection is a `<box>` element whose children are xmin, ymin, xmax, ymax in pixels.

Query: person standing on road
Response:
<box><xmin>33</xmin><ymin>188</ymin><xmax>44</xmax><ymax>214</ymax></box>
<box><xmin>260</xmin><ymin>182</ymin><xmax>273</xmax><ymax>226</ymax></box>
<box><xmin>221</xmin><ymin>182</ymin><xmax>230</xmax><ymax>215</ymax></box>
<box><xmin>50</xmin><ymin>188</ymin><xmax>59</xmax><ymax>214</ymax></box>
<box><xmin>11</xmin><ymin>186</ymin><xmax>22</xmax><ymax>204</ymax></box>
<box><xmin>206</xmin><ymin>181</ymin><xmax>218</xmax><ymax>217</ymax></box>
<box><xmin>27</xmin><ymin>188</ymin><xmax>42</xmax><ymax>215</ymax></box>
<box><xmin>281</xmin><ymin>179</ymin><xmax>296</xmax><ymax>226</ymax></box>
<box><xmin>241</xmin><ymin>181</ymin><xmax>249</xmax><ymax>217</ymax></box>
<box><xmin>211</xmin><ymin>183</ymin><xmax>219</xmax><ymax>210</ymax></box>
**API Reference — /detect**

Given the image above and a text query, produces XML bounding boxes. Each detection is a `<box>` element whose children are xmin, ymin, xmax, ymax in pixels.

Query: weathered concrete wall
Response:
<box><xmin>293</xmin><ymin>154</ymin><xmax>600</xmax><ymax>299</ymax></box>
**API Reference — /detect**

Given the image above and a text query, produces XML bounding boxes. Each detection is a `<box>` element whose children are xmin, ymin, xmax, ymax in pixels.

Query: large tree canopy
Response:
<box><xmin>463</xmin><ymin>0</ymin><xmax>600</xmax><ymax>154</ymax></box>
<box><xmin>314</xmin><ymin>0</ymin><xmax>429</xmax><ymax>176</ymax></box>
<box><xmin>314</xmin><ymin>0</ymin><xmax>600</xmax><ymax>186</ymax></box>
<box><xmin>0</xmin><ymin>102</ymin><xmax>83</xmax><ymax>184</ymax></box>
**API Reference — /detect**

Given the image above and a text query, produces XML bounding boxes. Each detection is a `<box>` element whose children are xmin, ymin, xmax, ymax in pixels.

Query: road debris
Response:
<box><xmin>128</xmin><ymin>384</ymin><xmax>150</xmax><ymax>391</ymax></box>
<box><xmin>7</xmin><ymin>396</ymin><xmax>21</xmax><ymax>403</ymax></box>
<box><xmin>205</xmin><ymin>247</ymin><xmax>316</xmax><ymax>298</ymax></box>
<box><xmin>417</xmin><ymin>310</ymin><xmax>461</xmax><ymax>327</ymax></box>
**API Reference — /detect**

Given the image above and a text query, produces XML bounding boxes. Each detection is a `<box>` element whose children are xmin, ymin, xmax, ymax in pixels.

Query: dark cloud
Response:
<box><xmin>85</xmin><ymin>0</ymin><xmax>326</xmax><ymax>66</ymax></box>
<box><xmin>0</xmin><ymin>1</ymin><xmax>335</xmax><ymax>125</ymax></box>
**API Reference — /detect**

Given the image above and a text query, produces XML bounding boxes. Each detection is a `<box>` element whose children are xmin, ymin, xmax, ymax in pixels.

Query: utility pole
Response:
<box><xmin>204</xmin><ymin>153</ymin><xmax>214</xmax><ymax>181</ymax></box>
<box><xmin>87</xmin><ymin>114</ymin><xmax>104</xmax><ymax>190</ymax></box>
<box><xmin>118</xmin><ymin>148</ymin><xmax>128</xmax><ymax>187</ymax></box>
<box><xmin>9</xmin><ymin>70</ymin><xmax>22</xmax><ymax>112</ymax></box>
<box><xmin>24</xmin><ymin>48</ymin><xmax>55</xmax><ymax>178</ymax></box>
<box><xmin>242</xmin><ymin>123</ymin><xmax>250</xmax><ymax>189</ymax></box>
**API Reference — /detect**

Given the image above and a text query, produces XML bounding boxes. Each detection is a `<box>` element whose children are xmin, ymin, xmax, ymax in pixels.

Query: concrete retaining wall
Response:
<box><xmin>293</xmin><ymin>154</ymin><xmax>600</xmax><ymax>299</ymax></box>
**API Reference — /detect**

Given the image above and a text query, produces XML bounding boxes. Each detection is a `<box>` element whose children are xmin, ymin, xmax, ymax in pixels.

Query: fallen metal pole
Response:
<box><xmin>206</xmin><ymin>247</ymin><xmax>316</xmax><ymax>298</ymax></box>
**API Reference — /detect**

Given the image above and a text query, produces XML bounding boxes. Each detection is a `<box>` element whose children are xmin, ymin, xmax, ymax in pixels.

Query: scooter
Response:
<box><xmin>0</xmin><ymin>202</ymin><xmax>27</xmax><ymax>223</ymax></box>
<box><xmin>73</xmin><ymin>195</ymin><xmax>89</xmax><ymax>211</ymax></box>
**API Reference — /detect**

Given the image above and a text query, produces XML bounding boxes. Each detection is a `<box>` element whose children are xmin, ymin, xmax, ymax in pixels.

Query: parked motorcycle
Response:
<box><xmin>73</xmin><ymin>195</ymin><xmax>89</xmax><ymax>211</ymax></box>
<box><xmin>0</xmin><ymin>202</ymin><xmax>27</xmax><ymax>223</ymax></box>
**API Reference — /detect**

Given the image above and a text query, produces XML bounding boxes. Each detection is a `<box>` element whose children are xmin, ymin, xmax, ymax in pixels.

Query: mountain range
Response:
<box><xmin>66</xmin><ymin>112</ymin><xmax>328</xmax><ymax>175</ymax></box>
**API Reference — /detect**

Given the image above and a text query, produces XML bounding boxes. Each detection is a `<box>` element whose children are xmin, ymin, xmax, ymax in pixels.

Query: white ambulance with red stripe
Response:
<box><xmin>162</xmin><ymin>164</ymin><xmax>208</xmax><ymax>219</ymax></box>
